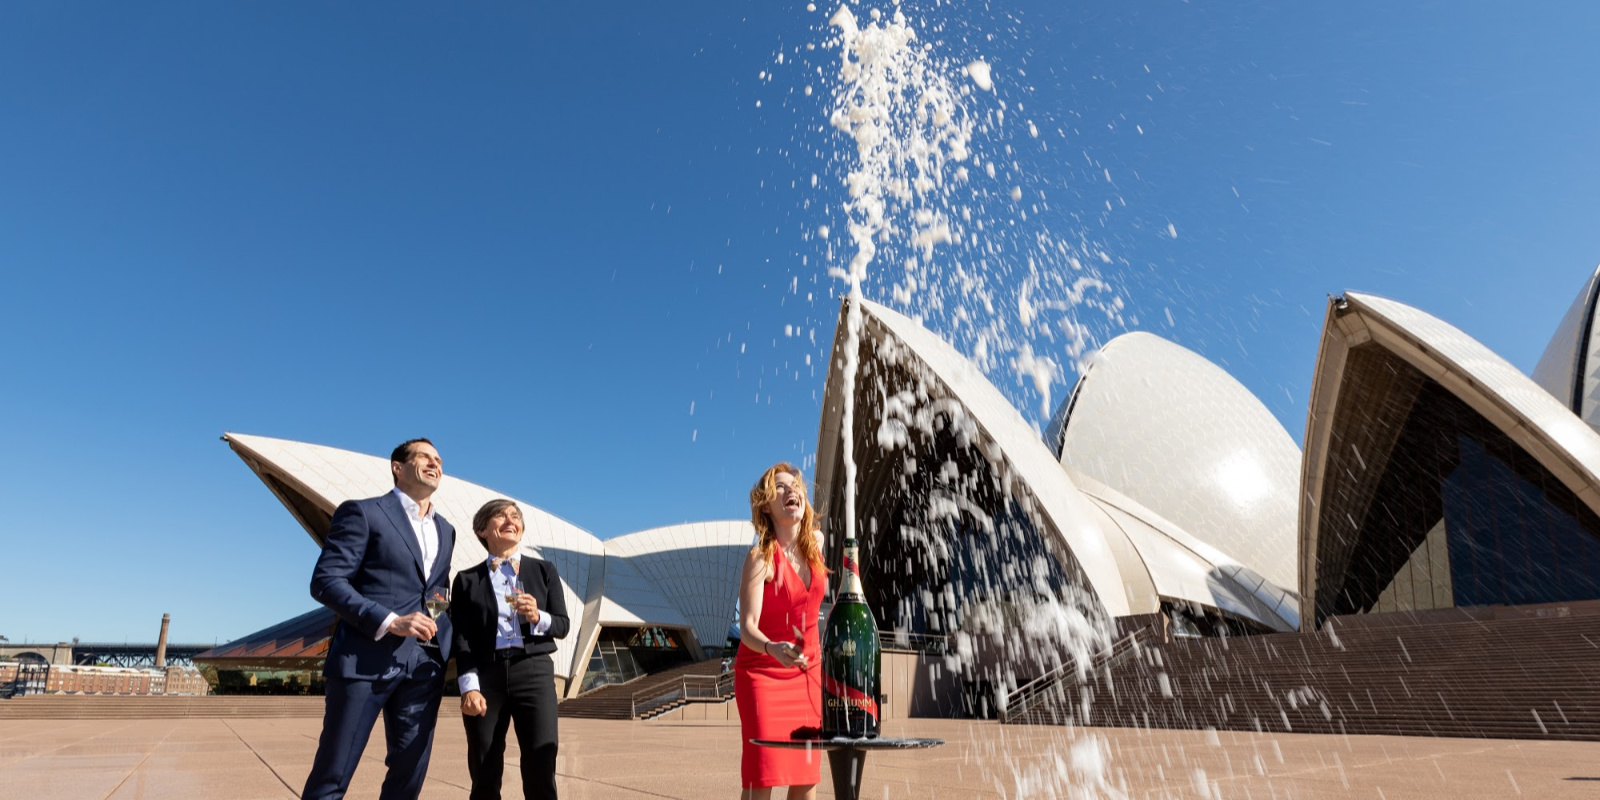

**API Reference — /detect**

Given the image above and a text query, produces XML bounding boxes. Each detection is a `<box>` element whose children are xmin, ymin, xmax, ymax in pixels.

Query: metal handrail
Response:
<box><xmin>630</xmin><ymin>672</ymin><xmax>736</xmax><ymax>718</ymax></box>
<box><xmin>879</xmin><ymin>632</ymin><xmax>948</xmax><ymax>654</ymax></box>
<box><xmin>999</xmin><ymin>626</ymin><xmax>1152</xmax><ymax>724</ymax></box>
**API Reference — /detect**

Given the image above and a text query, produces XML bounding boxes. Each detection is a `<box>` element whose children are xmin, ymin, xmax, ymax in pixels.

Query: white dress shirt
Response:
<box><xmin>375</xmin><ymin>487</ymin><xmax>442</xmax><ymax>640</ymax></box>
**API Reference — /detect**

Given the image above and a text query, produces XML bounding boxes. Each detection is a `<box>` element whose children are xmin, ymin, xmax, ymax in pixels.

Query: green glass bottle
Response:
<box><xmin>821</xmin><ymin>536</ymin><xmax>881</xmax><ymax>738</ymax></box>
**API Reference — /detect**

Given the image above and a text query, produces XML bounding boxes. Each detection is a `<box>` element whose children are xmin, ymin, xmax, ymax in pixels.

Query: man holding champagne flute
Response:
<box><xmin>450</xmin><ymin>498</ymin><xmax>570</xmax><ymax>800</ymax></box>
<box><xmin>303</xmin><ymin>438</ymin><xmax>456</xmax><ymax>800</ymax></box>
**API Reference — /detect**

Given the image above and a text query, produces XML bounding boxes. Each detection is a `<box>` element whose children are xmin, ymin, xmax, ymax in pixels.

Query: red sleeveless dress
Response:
<box><xmin>734</xmin><ymin>546</ymin><xmax>827</xmax><ymax>788</ymax></box>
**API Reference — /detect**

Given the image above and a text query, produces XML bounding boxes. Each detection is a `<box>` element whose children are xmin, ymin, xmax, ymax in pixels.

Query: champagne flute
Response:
<box><xmin>426</xmin><ymin>588</ymin><xmax>451</xmax><ymax>620</ymax></box>
<box><xmin>504</xmin><ymin>563</ymin><xmax>526</xmax><ymax>618</ymax></box>
<box><xmin>425</xmin><ymin>588</ymin><xmax>450</xmax><ymax>641</ymax></box>
<box><xmin>791</xmin><ymin>624</ymin><xmax>808</xmax><ymax>670</ymax></box>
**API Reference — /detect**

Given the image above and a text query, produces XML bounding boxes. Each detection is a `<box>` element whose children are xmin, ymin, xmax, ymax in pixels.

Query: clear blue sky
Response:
<box><xmin>2</xmin><ymin>2</ymin><xmax>1597</xmax><ymax>645</ymax></box>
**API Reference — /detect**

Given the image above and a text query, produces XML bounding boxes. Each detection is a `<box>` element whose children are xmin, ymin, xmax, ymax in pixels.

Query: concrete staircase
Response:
<box><xmin>0</xmin><ymin>695</ymin><xmax>326</xmax><ymax>719</ymax></box>
<box><xmin>1003</xmin><ymin>607</ymin><xmax>1600</xmax><ymax>741</ymax></box>
<box><xmin>557</xmin><ymin>658</ymin><xmax>729</xmax><ymax>721</ymax></box>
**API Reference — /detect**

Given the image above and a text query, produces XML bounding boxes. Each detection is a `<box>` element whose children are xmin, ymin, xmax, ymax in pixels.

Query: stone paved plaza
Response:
<box><xmin>3</xmin><ymin>713</ymin><xmax>1599</xmax><ymax>799</ymax></box>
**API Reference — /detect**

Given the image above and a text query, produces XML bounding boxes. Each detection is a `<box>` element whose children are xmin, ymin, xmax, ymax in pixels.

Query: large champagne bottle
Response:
<box><xmin>821</xmin><ymin>535</ymin><xmax>881</xmax><ymax>738</ymax></box>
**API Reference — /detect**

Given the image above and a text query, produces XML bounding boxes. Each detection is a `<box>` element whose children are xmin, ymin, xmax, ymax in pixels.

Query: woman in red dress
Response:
<box><xmin>735</xmin><ymin>462</ymin><xmax>828</xmax><ymax>800</ymax></box>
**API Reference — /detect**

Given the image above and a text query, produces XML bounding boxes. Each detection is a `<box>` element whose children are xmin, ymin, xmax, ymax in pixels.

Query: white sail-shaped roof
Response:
<box><xmin>813</xmin><ymin>300</ymin><xmax>1303</xmax><ymax>631</ymax></box>
<box><xmin>1072</xmin><ymin>474</ymin><xmax>1298</xmax><ymax>631</ymax></box>
<box><xmin>593</xmin><ymin>554</ymin><xmax>694</xmax><ymax>630</ymax></box>
<box><xmin>1299</xmin><ymin>292</ymin><xmax>1600</xmax><ymax>619</ymax></box>
<box><xmin>1532</xmin><ymin>264</ymin><xmax>1600</xmax><ymax>427</ymax></box>
<box><xmin>1337</xmin><ymin>293</ymin><xmax>1600</xmax><ymax>500</ymax></box>
<box><xmin>603</xmin><ymin>521</ymin><xmax>754</xmax><ymax>653</ymax></box>
<box><xmin>1053</xmin><ymin>331</ymin><xmax>1302</xmax><ymax>593</ymax></box>
<box><xmin>817</xmin><ymin>298</ymin><xmax>1135</xmax><ymax>619</ymax></box>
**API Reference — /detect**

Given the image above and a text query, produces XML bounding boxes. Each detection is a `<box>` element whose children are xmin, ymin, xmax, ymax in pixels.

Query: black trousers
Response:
<box><xmin>463</xmin><ymin>651</ymin><xmax>559</xmax><ymax>800</ymax></box>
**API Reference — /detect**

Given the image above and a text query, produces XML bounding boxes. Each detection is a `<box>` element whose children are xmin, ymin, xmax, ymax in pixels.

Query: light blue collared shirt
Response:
<box><xmin>458</xmin><ymin>555</ymin><xmax>552</xmax><ymax>694</ymax></box>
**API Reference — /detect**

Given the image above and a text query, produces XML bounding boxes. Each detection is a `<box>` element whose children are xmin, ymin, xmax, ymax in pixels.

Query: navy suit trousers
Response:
<box><xmin>303</xmin><ymin>660</ymin><xmax>444</xmax><ymax>800</ymax></box>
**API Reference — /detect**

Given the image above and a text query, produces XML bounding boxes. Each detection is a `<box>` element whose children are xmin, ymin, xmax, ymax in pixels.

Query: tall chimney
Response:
<box><xmin>155</xmin><ymin>613</ymin><xmax>170</xmax><ymax>669</ymax></box>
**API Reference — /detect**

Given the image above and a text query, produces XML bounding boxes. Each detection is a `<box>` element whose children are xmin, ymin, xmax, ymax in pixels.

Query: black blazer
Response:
<box><xmin>450</xmin><ymin>556</ymin><xmax>570</xmax><ymax>677</ymax></box>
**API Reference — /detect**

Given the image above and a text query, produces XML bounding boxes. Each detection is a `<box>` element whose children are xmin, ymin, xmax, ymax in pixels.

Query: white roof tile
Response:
<box><xmin>1344</xmin><ymin>292</ymin><xmax>1600</xmax><ymax>510</ymax></box>
<box><xmin>1531</xmin><ymin>264</ymin><xmax>1600</xmax><ymax>419</ymax></box>
<box><xmin>603</xmin><ymin>521</ymin><xmax>755</xmax><ymax>651</ymax></box>
<box><xmin>1056</xmin><ymin>332</ymin><xmax>1301</xmax><ymax>590</ymax></box>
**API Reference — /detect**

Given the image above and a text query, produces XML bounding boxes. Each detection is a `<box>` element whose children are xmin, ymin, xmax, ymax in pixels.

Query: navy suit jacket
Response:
<box><xmin>450</xmin><ymin>556</ymin><xmax>570</xmax><ymax>678</ymax></box>
<box><xmin>311</xmin><ymin>491</ymin><xmax>456</xmax><ymax>680</ymax></box>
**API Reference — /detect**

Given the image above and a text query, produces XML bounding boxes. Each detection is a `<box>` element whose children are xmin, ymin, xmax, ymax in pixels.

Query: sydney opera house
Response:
<box><xmin>200</xmin><ymin>266</ymin><xmax>1600</xmax><ymax>739</ymax></box>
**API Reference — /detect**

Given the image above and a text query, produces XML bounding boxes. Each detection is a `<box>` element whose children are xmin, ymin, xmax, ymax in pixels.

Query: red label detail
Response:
<box><xmin>821</xmin><ymin>673</ymin><xmax>879</xmax><ymax>718</ymax></box>
<box><xmin>843</xmin><ymin>556</ymin><xmax>860</xmax><ymax>576</ymax></box>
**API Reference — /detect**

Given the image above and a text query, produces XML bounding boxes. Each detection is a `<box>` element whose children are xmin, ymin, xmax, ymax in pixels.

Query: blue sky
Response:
<box><xmin>2</xmin><ymin>2</ymin><xmax>1597</xmax><ymax>645</ymax></box>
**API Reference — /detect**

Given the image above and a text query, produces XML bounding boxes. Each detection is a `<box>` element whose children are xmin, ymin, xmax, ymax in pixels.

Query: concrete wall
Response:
<box><xmin>648</xmin><ymin>698</ymin><xmax>741</xmax><ymax>723</ymax></box>
<box><xmin>881</xmin><ymin>649</ymin><xmax>963</xmax><ymax>719</ymax></box>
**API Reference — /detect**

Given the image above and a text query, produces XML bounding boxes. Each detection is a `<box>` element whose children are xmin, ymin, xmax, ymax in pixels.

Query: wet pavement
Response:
<box><xmin>1</xmin><ymin>712</ymin><xmax>1597</xmax><ymax>798</ymax></box>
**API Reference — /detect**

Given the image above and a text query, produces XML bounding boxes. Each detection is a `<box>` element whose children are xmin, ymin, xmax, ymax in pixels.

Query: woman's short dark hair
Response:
<box><xmin>472</xmin><ymin>498</ymin><xmax>522</xmax><ymax>545</ymax></box>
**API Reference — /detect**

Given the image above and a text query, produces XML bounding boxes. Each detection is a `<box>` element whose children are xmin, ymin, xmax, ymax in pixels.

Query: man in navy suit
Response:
<box><xmin>302</xmin><ymin>438</ymin><xmax>456</xmax><ymax>800</ymax></box>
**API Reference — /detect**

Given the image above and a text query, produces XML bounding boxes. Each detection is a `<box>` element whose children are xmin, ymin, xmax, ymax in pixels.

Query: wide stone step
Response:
<box><xmin>1005</xmin><ymin>612</ymin><xmax>1600</xmax><ymax>741</ymax></box>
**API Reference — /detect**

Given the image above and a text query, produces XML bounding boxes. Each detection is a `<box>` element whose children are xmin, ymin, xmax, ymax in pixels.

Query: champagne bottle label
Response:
<box><xmin>821</xmin><ymin>672</ymin><xmax>879</xmax><ymax>717</ymax></box>
<box><xmin>842</xmin><ymin>552</ymin><xmax>862</xmax><ymax>591</ymax></box>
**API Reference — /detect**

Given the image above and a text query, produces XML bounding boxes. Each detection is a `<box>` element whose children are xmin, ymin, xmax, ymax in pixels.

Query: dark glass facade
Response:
<box><xmin>1314</xmin><ymin>344</ymin><xmax>1600</xmax><ymax>623</ymax></box>
<box><xmin>840</xmin><ymin>403</ymin><xmax>1076</xmax><ymax>646</ymax></box>
<box><xmin>1443</xmin><ymin>437</ymin><xmax>1600</xmax><ymax>606</ymax></box>
<box><xmin>579</xmin><ymin>626</ymin><xmax>691</xmax><ymax>693</ymax></box>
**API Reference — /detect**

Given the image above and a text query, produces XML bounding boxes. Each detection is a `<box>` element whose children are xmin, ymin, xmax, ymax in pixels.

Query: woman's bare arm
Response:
<box><xmin>738</xmin><ymin>547</ymin><xmax>771</xmax><ymax>654</ymax></box>
<box><xmin>739</xmin><ymin>547</ymin><xmax>808</xmax><ymax>669</ymax></box>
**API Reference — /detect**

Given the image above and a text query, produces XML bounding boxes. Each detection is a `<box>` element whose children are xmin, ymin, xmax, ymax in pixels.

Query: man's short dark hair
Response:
<box><xmin>390</xmin><ymin>438</ymin><xmax>434</xmax><ymax>484</ymax></box>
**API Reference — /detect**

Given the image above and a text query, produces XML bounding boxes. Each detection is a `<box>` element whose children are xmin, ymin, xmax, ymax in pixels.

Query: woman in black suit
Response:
<box><xmin>451</xmin><ymin>499</ymin><xmax>570</xmax><ymax>800</ymax></box>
